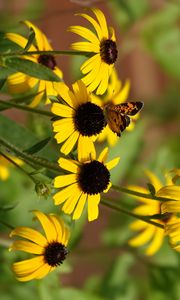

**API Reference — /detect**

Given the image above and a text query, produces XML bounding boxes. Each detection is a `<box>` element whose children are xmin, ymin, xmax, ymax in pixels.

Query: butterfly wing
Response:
<box><xmin>117</xmin><ymin>101</ymin><xmax>144</xmax><ymax>116</ymax></box>
<box><xmin>104</xmin><ymin>104</ymin><xmax>130</xmax><ymax>136</ymax></box>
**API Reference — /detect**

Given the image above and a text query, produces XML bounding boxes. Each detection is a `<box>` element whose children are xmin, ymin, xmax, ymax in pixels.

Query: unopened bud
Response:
<box><xmin>35</xmin><ymin>182</ymin><xmax>51</xmax><ymax>198</ymax></box>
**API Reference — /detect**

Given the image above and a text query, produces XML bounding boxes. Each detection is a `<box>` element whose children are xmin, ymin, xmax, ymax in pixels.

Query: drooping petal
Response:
<box><xmin>10</xmin><ymin>227</ymin><xmax>47</xmax><ymax>247</ymax></box>
<box><xmin>10</xmin><ymin>240</ymin><xmax>43</xmax><ymax>254</ymax></box>
<box><xmin>105</xmin><ymin>157</ymin><xmax>120</xmax><ymax>170</ymax></box>
<box><xmin>53</xmin><ymin>183</ymin><xmax>79</xmax><ymax>205</ymax></box>
<box><xmin>33</xmin><ymin>211</ymin><xmax>57</xmax><ymax>243</ymax></box>
<box><xmin>12</xmin><ymin>256</ymin><xmax>44</xmax><ymax>277</ymax></box>
<box><xmin>145</xmin><ymin>228</ymin><xmax>164</xmax><ymax>256</ymax></box>
<box><xmin>60</xmin><ymin>130</ymin><xmax>79</xmax><ymax>155</ymax></box>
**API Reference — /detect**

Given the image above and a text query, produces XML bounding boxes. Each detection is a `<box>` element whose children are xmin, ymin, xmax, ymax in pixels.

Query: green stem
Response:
<box><xmin>0</xmin><ymin>100</ymin><xmax>54</xmax><ymax>117</ymax></box>
<box><xmin>0</xmin><ymin>151</ymin><xmax>38</xmax><ymax>184</ymax></box>
<box><xmin>1</xmin><ymin>50</ymin><xmax>91</xmax><ymax>57</ymax></box>
<box><xmin>101</xmin><ymin>198</ymin><xmax>164</xmax><ymax>229</ymax></box>
<box><xmin>112</xmin><ymin>184</ymin><xmax>173</xmax><ymax>202</ymax></box>
<box><xmin>0</xmin><ymin>138</ymin><xmax>60</xmax><ymax>172</ymax></box>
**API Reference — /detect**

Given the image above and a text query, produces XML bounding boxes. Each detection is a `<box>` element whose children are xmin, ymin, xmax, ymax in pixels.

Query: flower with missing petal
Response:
<box><xmin>6</xmin><ymin>21</ymin><xmax>63</xmax><ymax>107</ymax></box>
<box><xmin>0</xmin><ymin>155</ymin><xmax>23</xmax><ymax>181</ymax></box>
<box><xmin>51</xmin><ymin>80</ymin><xmax>107</xmax><ymax>160</ymax></box>
<box><xmin>128</xmin><ymin>170</ymin><xmax>177</xmax><ymax>256</ymax></box>
<box><xmin>53</xmin><ymin>147</ymin><xmax>120</xmax><ymax>222</ymax></box>
<box><xmin>10</xmin><ymin>211</ymin><xmax>70</xmax><ymax>282</ymax></box>
<box><xmin>69</xmin><ymin>8</ymin><xmax>118</xmax><ymax>95</ymax></box>
<box><xmin>92</xmin><ymin>70</ymin><xmax>140</xmax><ymax>146</ymax></box>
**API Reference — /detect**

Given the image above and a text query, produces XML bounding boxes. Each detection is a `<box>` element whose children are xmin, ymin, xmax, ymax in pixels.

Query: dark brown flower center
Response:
<box><xmin>78</xmin><ymin>160</ymin><xmax>110</xmax><ymax>194</ymax></box>
<box><xmin>38</xmin><ymin>54</ymin><xmax>57</xmax><ymax>70</ymax></box>
<box><xmin>44</xmin><ymin>242</ymin><xmax>68</xmax><ymax>267</ymax></box>
<box><xmin>74</xmin><ymin>102</ymin><xmax>106</xmax><ymax>136</ymax></box>
<box><xmin>100</xmin><ymin>39</ymin><xmax>118</xmax><ymax>65</ymax></box>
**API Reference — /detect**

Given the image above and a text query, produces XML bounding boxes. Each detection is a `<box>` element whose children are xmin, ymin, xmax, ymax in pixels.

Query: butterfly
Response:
<box><xmin>103</xmin><ymin>101</ymin><xmax>144</xmax><ymax>137</ymax></box>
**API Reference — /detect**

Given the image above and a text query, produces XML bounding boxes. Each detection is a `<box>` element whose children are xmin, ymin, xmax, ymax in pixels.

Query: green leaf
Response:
<box><xmin>24</xmin><ymin>27</ymin><xmax>35</xmax><ymax>51</ymax></box>
<box><xmin>24</xmin><ymin>137</ymin><xmax>51</xmax><ymax>154</ymax></box>
<box><xmin>0</xmin><ymin>66</ymin><xmax>15</xmax><ymax>79</ymax></box>
<box><xmin>4</xmin><ymin>57</ymin><xmax>61</xmax><ymax>82</ymax></box>
<box><xmin>0</xmin><ymin>79</ymin><xmax>6</xmax><ymax>90</ymax></box>
<box><xmin>147</xmin><ymin>183</ymin><xmax>156</xmax><ymax>196</ymax></box>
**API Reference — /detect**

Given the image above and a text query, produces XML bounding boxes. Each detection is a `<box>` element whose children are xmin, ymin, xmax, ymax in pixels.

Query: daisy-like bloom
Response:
<box><xmin>51</xmin><ymin>80</ymin><xmax>107</xmax><ymax>160</ymax></box>
<box><xmin>91</xmin><ymin>69</ymin><xmax>139</xmax><ymax>147</ymax></box>
<box><xmin>160</xmin><ymin>169</ymin><xmax>180</xmax><ymax>252</ymax></box>
<box><xmin>53</xmin><ymin>147</ymin><xmax>120</xmax><ymax>222</ymax></box>
<box><xmin>10</xmin><ymin>210</ymin><xmax>70</xmax><ymax>282</ymax></box>
<box><xmin>0</xmin><ymin>155</ymin><xmax>23</xmax><ymax>181</ymax></box>
<box><xmin>69</xmin><ymin>8</ymin><xmax>118</xmax><ymax>95</ymax></box>
<box><xmin>6</xmin><ymin>21</ymin><xmax>63</xmax><ymax>107</ymax></box>
<box><xmin>128</xmin><ymin>170</ymin><xmax>177</xmax><ymax>256</ymax></box>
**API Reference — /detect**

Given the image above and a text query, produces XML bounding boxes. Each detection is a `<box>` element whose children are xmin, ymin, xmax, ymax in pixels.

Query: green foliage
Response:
<box><xmin>142</xmin><ymin>4</ymin><xmax>180</xmax><ymax>78</ymax></box>
<box><xmin>109</xmin><ymin>0</ymin><xmax>149</xmax><ymax>29</ymax></box>
<box><xmin>4</xmin><ymin>57</ymin><xmax>61</xmax><ymax>82</ymax></box>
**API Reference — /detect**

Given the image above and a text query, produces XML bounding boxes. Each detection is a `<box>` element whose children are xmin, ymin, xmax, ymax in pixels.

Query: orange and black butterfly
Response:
<box><xmin>103</xmin><ymin>101</ymin><xmax>144</xmax><ymax>137</ymax></box>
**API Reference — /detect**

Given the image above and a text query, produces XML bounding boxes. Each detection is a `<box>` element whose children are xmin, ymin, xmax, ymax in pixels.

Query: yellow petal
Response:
<box><xmin>69</xmin><ymin>25</ymin><xmax>99</xmax><ymax>45</ymax></box>
<box><xmin>53</xmin><ymin>82</ymin><xmax>75</xmax><ymax>107</ymax></box>
<box><xmin>71</xmin><ymin>41</ymin><xmax>99</xmax><ymax>52</ymax></box>
<box><xmin>33</xmin><ymin>211</ymin><xmax>57</xmax><ymax>243</ymax></box>
<box><xmin>145</xmin><ymin>228</ymin><xmax>164</xmax><ymax>256</ymax></box>
<box><xmin>60</xmin><ymin>130</ymin><xmax>79</xmax><ymax>155</ymax></box>
<box><xmin>145</xmin><ymin>170</ymin><xmax>163</xmax><ymax>192</ymax></box>
<box><xmin>77</xmin><ymin>12</ymin><xmax>102</xmax><ymax>40</ymax></box>
<box><xmin>156</xmin><ymin>186</ymin><xmax>180</xmax><ymax>200</ymax></box>
<box><xmin>87</xmin><ymin>194</ymin><xmax>100</xmax><ymax>221</ymax></box>
<box><xmin>105</xmin><ymin>157</ymin><xmax>120</xmax><ymax>170</ymax></box>
<box><xmin>128</xmin><ymin>226</ymin><xmax>155</xmax><ymax>247</ymax></box>
<box><xmin>54</xmin><ymin>174</ymin><xmax>77</xmax><ymax>188</ymax></box>
<box><xmin>10</xmin><ymin>240</ymin><xmax>43</xmax><ymax>254</ymax></box>
<box><xmin>92</xmin><ymin>8</ymin><xmax>108</xmax><ymax>39</ymax></box>
<box><xmin>51</xmin><ymin>103</ymin><xmax>73</xmax><ymax>117</ymax></box>
<box><xmin>62</xmin><ymin>189</ymin><xmax>82</xmax><ymax>214</ymax></box>
<box><xmin>98</xmin><ymin>147</ymin><xmax>108</xmax><ymax>163</ymax></box>
<box><xmin>53</xmin><ymin>183</ymin><xmax>79</xmax><ymax>205</ymax></box>
<box><xmin>17</xmin><ymin>263</ymin><xmax>51</xmax><ymax>282</ymax></box>
<box><xmin>10</xmin><ymin>227</ymin><xmax>47</xmax><ymax>247</ymax></box>
<box><xmin>73</xmin><ymin>193</ymin><xmax>87</xmax><ymax>220</ymax></box>
<box><xmin>6</xmin><ymin>33</ymin><xmax>36</xmax><ymax>51</ymax></box>
<box><xmin>12</xmin><ymin>256</ymin><xmax>44</xmax><ymax>277</ymax></box>
<box><xmin>58</xmin><ymin>158</ymin><xmax>79</xmax><ymax>173</ymax></box>
<box><xmin>0</xmin><ymin>166</ymin><xmax>9</xmax><ymax>180</ymax></box>
<box><xmin>78</xmin><ymin>135</ymin><xmax>96</xmax><ymax>162</ymax></box>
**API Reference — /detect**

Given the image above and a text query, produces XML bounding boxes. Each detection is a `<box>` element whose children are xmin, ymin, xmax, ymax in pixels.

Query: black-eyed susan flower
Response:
<box><xmin>0</xmin><ymin>155</ymin><xmax>23</xmax><ymax>180</ymax></box>
<box><xmin>6</xmin><ymin>21</ymin><xmax>63</xmax><ymax>107</ymax></box>
<box><xmin>51</xmin><ymin>80</ymin><xmax>107</xmax><ymax>160</ymax></box>
<box><xmin>160</xmin><ymin>169</ymin><xmax>180</xmax><ymax>252</ymax></box>
<box><xmin>69</xmin><ymin>8</ymin><xmax>118</xmax><ymax>95</ymax></box>
<box><xmin>92</xmin><ymin>70</ymin><xmax>140</xmax><ymax>146</ymax></box>
<box><xmin>128</xmin><ymin>170</ymin><xmax>177</xmax><ymax>256</ymax></box>
<box><xmin>53</xmin><ymin>147</ymin><xmax>120</xmax><ymax>222</ymax></box>
<box><xmin>10</xmin><ymin>210</ymin><xmax>70</xmax><ymax>282</ymax></box>
<box><xmin>164</xmin><ymin>218</ymin><xmax>180</xmax><ymax>252</ymax></box>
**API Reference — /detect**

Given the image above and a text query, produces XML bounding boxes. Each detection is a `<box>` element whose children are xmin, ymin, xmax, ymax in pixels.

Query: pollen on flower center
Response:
<box><xmin>100</xmin><ymin>39</ymin><xmax>118</xmax><ymax>65</ymax></box>
<box><xmin>78</xmin><ymin>160</ymin><xmax>110</xmax><ymax>194</ymax></box>
<box><xmin>74</xmin><ymin>102</ymin><xmax>106</xmax><ymax>136</ymax></box>
<box><xmin>44</xmin><ymin>242</ymin><xmax>68</xmax><ymax>267</ymax></box>
<box><xmin>38</xmin><ymin>54</ymin><xmax>57</xmax><ymax>70</ymax></box>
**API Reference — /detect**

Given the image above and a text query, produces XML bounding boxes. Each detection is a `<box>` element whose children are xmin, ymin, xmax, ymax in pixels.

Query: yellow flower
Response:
<box><xmin>6</xmin><ymin>21</ymin><xmax>63</xmax><ymax>107</ymax></box>
<box><xmin>128</xmin><ymin>170</ymin><xmax>177</xmax><ymax>256</ymax></box>
<box><xmin>0</xmin><ymin>155</ymin><xmax>23</xmax><ymax>181</ymax></box>
<box><xmin>10</xmin><ymin>211</ymin><xmax>70</xmax><ymax>282</ymax></box>
<box><xmin>69</xmin><ymin>8</ymin><xmax>118</xmax><ymax>95</ymax></box>
<box><xmin>159</xmin><ymin>172</ymin><xmax>180</xmax><ymax>252</ymax></box>
<box><xmin>51</xmin><ymin>80</ymin><xmax>107</xmax><ymax>161</ymax></box>
<box><xmin>165</xmin><ymin>219</ymin><xmax>180</xmax><ymax>252</ymax></box>
<box><xmin>91</xmin><ymin>70</ymin><xmax>139</xmax><ymax>147</ymax></box>
<box><xmin>53</xmin><ymin>147</ymin><xmax>120</xmax><ymax>222</ymax></box>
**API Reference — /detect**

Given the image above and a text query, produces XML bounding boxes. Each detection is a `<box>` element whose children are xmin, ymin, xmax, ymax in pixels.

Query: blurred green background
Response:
<box><xmin>0</xmin><ymin>0</ymin><xmax>180</xmax><ymax>299</ymax></box>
